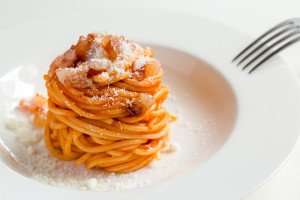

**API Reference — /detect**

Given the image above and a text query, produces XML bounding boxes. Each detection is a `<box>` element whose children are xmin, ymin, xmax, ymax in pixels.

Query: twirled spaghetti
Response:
<box><xmin>22</xmin><ymin>33</ymin><xmax>175</xmax><ymax>173</ymax></box>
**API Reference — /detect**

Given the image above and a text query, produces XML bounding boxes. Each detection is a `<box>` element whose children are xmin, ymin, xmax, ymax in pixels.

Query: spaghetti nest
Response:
<box><xmin>43</xmin><ymin>33</ymin><xmax>175</xmax><ymax>173</ymax></box>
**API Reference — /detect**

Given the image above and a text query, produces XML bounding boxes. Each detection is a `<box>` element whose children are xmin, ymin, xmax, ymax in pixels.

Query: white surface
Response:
<box><xmin>1</xmin><ymin>0</ymin><xmax>300</xmax><ymax>199</ymax></box>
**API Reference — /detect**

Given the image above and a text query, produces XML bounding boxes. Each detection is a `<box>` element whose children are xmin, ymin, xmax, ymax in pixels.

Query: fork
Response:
<box><xmin>232</xmin><ymin>18</ymin><xmax>300</xmax><ymax>73</ymax></box>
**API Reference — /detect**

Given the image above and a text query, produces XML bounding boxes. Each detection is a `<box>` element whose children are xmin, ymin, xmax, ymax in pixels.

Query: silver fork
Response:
<box><xmin>232</xmin><ymin>18</ymin><xmax>300</xmax><ymax>73</ymax></box>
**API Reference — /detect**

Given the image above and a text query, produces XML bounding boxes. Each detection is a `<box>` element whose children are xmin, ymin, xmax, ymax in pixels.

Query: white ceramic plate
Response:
<box><xmin>0</xmin><ymin>8</ymin><xmax>300</xmax><ymax>200</ymax></box>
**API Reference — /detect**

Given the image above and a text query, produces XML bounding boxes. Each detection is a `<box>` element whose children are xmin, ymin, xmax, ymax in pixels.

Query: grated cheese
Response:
<box><xmin>4</xmin><ymin>110</ymin><xmax>180</xmax><ymax>192</ymax></box>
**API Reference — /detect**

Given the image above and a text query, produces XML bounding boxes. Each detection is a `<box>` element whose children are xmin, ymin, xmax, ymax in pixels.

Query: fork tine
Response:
<box><xmin>248</xmin><ymin>36</ymin><xmax>300</xmax><ymax>73</ymax></box>
<box><xmin>242</xmin><ymin>30</ymin><xmax>300</xmax><ymax>70</ymax></box>
<box><xmin>232</xmin><ymin>19</ymin><xmax>294</xmax><ymax>62</ymax></box>
<box><xmin>236</xmin><ymin>25</ymin><xmax>299</xmax><ymax>66</ymax></box>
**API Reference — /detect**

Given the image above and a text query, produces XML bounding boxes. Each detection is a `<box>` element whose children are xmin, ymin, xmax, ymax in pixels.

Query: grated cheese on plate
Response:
<box><xmin>3</xmin><ymin>109</ymin><xmax>181</xmax><ymax>192</ymax></box>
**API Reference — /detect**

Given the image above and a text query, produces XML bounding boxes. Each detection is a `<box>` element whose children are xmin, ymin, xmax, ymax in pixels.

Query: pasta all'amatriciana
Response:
<box><xmin>21</xmin><ymin>33</ymin><xmax>175</xmax><ymax>173</ymax></box>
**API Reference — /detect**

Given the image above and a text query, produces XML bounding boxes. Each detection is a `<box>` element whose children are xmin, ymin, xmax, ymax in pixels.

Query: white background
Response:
<box><xmin>1</xmin><ymin>0</ymin><xmax>300</xmax><ymax>199</ymax></box>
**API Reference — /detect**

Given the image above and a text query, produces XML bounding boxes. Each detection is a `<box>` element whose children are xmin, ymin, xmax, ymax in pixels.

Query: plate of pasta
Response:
<box><xmin>0</xmin><ymin>7</ymin><xmax>300</xmax><ymax>200</ymax></box>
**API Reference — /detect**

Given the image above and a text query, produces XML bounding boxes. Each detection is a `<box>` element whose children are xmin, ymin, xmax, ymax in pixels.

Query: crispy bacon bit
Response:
<box><xmin>19</xmin><ymin>94</ymin><xmax>47</xmax><ymax>128</ymax></box>
<box><xmin>127</xmin><ymin>102</ymin><xmax>142</xmax><ymax>116</ymax></box>
<box><xmin>126</xmin><ymin>94</ymin><xmax>154</xmax><ymax>116</ymax></box>
<box><xmin>56</xmin><ymin>63</ymin><xmax>93</xmax><ymax>89</ymax></box>
<box><xmin>19</xmin><ymin>94</ymin><xmax>47</xmax><ymax>114</ymax></box>
<box><xmin>144</xmin><ymin>59</ymin><xmax>161</xmax><ymax>77</ymax></box>
<box><xmin>87</xmin><ymin>68</ymin><xmax>100</xmax><ymax>78</ymax></box>
<box><xmin>103</xmin><ymin>35</ymin><xmax>118</xmax><ymax>61</ymax></box>
<box><xmin>48</xmin><ymin>48</ymin><xmax>77</xmax><ymax>77</ymax></box>
<box><xmin>75</xmin><ymin>35</ymin><xmax>95</xmax><ymax>61</ymax></box>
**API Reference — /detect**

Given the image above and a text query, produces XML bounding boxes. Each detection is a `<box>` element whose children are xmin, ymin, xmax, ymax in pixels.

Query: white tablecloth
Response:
<box><xmin>1</xmin><ymin>0</ymin><xmax>300</xmax><ymax>199</ymax></box>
